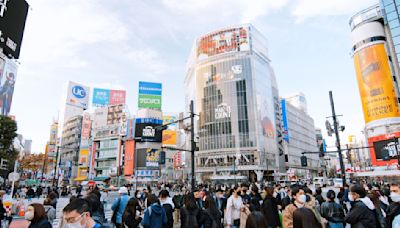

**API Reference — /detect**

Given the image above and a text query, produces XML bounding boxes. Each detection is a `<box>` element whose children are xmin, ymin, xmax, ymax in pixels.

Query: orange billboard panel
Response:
<box><xmin>353</xmin><ymin>43</ymin><xmax>400</xmax><ymax>124</ymax></box>
<box><xmin>368</xmin><ymin>132</ymin><xmax>400</xmax><ymax>166</ymax></box>
<box><xmin>124</xmin><ymin>140</ymin><xmax>135</xmax><ymax>176</ymax></box>
<box><xmin>162</xmin><ymin>130</ymin><xmax>177</xmax><ymax>146</ymax></box>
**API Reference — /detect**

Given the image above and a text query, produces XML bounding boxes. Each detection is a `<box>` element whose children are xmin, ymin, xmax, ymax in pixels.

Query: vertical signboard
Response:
<box><xmin>66</xmin><ymin>81</ymin><xmax>90</xmax><ymax>109</ymax></box>
<box><xmin>353</xmin><ymin>43</ymin><xmax>400</xmax><ymax>124</ymax></box>
<box><xmin>281</xmin><ymin>99</ymin><xmax>289</xmax><ymax>142</ymax></box>
<box><xmin>0</xmin><ymin>58</ymin><xmax>17</xmax><ymax>116</ymax></box>
<box><xmin>124</xmin><ymin>140</ymin><xmax>135</xmax><ymax>176</ymax></box>
<box><xmin>138</xmin><ymin>81</ymin><xmax>162</xmax><ymax>109</ymax></box>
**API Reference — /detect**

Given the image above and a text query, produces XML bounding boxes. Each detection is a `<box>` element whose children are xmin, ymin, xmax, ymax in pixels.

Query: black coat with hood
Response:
<box><xmin>344</xmin><ymin>198</ymin><xmax>377</xmax><ymax>228</ymax></box>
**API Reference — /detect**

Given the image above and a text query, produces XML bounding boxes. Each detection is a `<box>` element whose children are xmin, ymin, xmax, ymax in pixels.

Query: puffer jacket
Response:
<box><xmin>344</xmin><ymin>198</ymin><xmax>376</xmax><ymax>228</ymax></box>
<box><xmin>320</xmin><ymin>201</ymin><xmax>345</xmax><ymax>223</ymax></box>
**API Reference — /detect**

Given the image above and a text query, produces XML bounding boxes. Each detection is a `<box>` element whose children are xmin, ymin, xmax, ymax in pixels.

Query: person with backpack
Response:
<box><xmin>122</xmin><ymin>197</ymin><xmax>142</xmax><ymax>228</ymax></box>
<box><xmin>344</xmin><ymin>184</ymin><xmax>377</xmax><ymax>228</ymax></box>
<box><xmin>204</xmin><ymin>195</ymin><xmax>223</xmax><ymax>228</ymax></box>
<box><xmin>141</xmin><ymin>194</ymin><xmax>167</xmax><ymax>228</ymax></box>
<box><xmin>181</xmin><ymin>192</ymin><xmax>210</xmax><ymax>228</ymax></box>
<box><xmin>85</xmin><ymin>193</ymin><xmax>106</xmax><ymax>225</ymax></box>
<box><xmin>320</xmin><ymin>190</ymin><xmax>345</xmax><ymax>228</ymax></box>
<box><xmin>111</xmin><ymin>187</ymin><xmax>130</xmax><ymax>228</ymax></box>
<box><xmin>43</xmin><ymin>198</ymin><xmax>56</xmax><ymax>225</ymax></box>
<box><xmin>159</xmin><ymin>190</ymin><xmax>174</xmax><ymax>228</ymax></box>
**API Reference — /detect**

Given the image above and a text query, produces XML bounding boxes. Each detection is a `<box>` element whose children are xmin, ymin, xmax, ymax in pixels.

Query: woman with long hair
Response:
<box><xmin>204</xmin><ymin>195</ymin><xmax>222</xmax><ymax>228</ymax></box>
<box><xmin>245</xmin><ymin>211</ymin><xmax>268</xmax><ymax>228</ymax></box>
<box><xmin>181</xmin><ymin>193</ymin><xmax>210</xmax><ymax>228</ymax></box>
<box><xmin>25</xmin><ymin>203</ymin><xmax>52</xmax><ymax>228</ymax></box>
<box><xmin>123</xmin><ymin>198</ymin><xmax>142</xmax><ymax>228</ymax></box>
<box><xmin>261</xmin><ymin>186</ymin><xmax>281</xmax><ymax>228</ymax></box>
<box><xmin>225</xmin><ymin>186</ymin><xmax>243</xmax><ymax>228</ymax></box>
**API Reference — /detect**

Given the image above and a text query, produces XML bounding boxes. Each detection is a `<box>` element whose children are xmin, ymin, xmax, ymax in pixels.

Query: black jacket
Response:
<box><xmin>320</xmin><ymin>201</ymin><xmax>345</xmax><ymax>223</ymax></box>
<box><xmin>180</xmin><ymin>207</ymin><xmax>211</xmax><ymax>228</ymax></box>
<box><xmin>123</xmin><ymin>209</ymin><xmax>142</xmax><ymax>228</ymax></box>
<box><xmin>28</xmin><ymin>219</ymin><xmax>52</xmax><ymax>228</ymax></box>
<box><xmin>205</xmin><ymin>208</ymin><xmax>222</xmax><ymax>228</ymax></box>
<box><xmin>261</xmin><ymin>196</ymin><xmax>281</xmax><ymax>228</ymax></box>
<box><xmin>162</xmin><ymin>203</ymin><xmax>174</xmax><ymax>228</ymax></box>
<box><xmin>386</xmin><ymin>202</ymin><xmax>400</xmax><ymax>227</ymax></box>
<box><xmin>344</xmin><ymin>200</ymin><xmax>376</xmax><ymax>228</ymax></box>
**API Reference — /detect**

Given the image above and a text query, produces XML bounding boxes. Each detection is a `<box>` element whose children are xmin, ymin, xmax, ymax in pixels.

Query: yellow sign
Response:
<box><xmin>354</xmin><ymin>43</ymin><xmax>400</xmax><ymax>123</ymax></box>
<box><xmin>77</xmin><ymin>149</ymin><xmax>89</xmax><ymax>179</ymax></box>
<box><xmin>162</xmin><ymin>130</ymin><xmax>177</xmax><ymax>146</ymax></box>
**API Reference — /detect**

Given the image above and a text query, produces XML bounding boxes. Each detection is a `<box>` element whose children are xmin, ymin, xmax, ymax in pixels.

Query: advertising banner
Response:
<box><xmin>107</xmin><ymin>104</ymin><xmax>124</xmax><ymax>125</ymax></box>
<box><xmin>163</xmin><ymin>115</ymin><xmax>177</xmax><ymax>129</ymax></box>
<box><xmin>136</xmin><ymin>169</ymin><xmax>159</xmax><ymax>177</ymax></box>
<box><xmin>353</xmin><ymin>43</ymin><xmax>400</xmax><ymax>124</ymax></box>
<box><xmin>138</xmin><ymin>81</ymin><xmax>162</xmax><ymax>109</ymax></box>
<box><xmin>81</xmin><ymin>112</ymin><xmax>91</xmax><ymax>140</ymax></box>
<box><xmin>134</xmin><ymin>122</ymin><xmax>163</xmax><ymax>142</ymax></box>
<box><xmin>197</xmin><ymin>27</ymin><xmax>249</xmax><ymax>59</ymax></box>
<box><xmin>49</xmin><ymin>123</ymin><xmax>58</xmax><ymax>145</ymax></box>
<box><xmin>145</xmin><ymin>148</ymin><xmax>160</xmax><ymax>167</ymax></box>
<box><xmin>368</xmin><ymin>132</ymin><xmax>400</xmax><ymax>166</ymax></box>
<box><xmin>281</xmin><ymin>99</ymin><xmax>289</xmax><ymax>142</ymax></box>
<box><xmin>93</xmin><ymin>107</ymin><xmax>108</xmax><ymax>128</ymax></box>
<box><xmin>0</xmin><ymin>58</ymin><xmax>17</xmax><ymax>116</ymax></box>
<box><xmin>110</xmin><ymin>90</ymin><xmax>126</xmax><ymax>105</ymax></box>
<box><xmin>66</xmin><ymin>81</ymin><xmax>90</xmax><ymax>109</ymax></box>
<box><xmin>124</xmin><ymin>140</ymin><xmax>135</xmax><ymax>176</ymax></box>
<box><xmin>89</xmin><ymin>143</ymin><xmax>96</xmax><ymax>178</ymax></box>
<box><xmin>162</xmin><ymin>130</ymin><xmax>177</xmax><ymax>146</ymax></box>
<box><xmin>92</xmin><ymin>88</ymin><xmax>110</xmax><ymax>106</ymax></box>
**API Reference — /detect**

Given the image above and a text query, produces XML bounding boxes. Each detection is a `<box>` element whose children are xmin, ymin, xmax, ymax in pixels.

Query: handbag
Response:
<box><xmin>111</xmin><ymin>197</ymin><xmax>121</xmax><ymax>225</ymax></box>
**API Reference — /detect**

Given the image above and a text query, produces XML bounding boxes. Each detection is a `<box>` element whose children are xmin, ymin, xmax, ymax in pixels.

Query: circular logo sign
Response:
<box><xmin>72</xmin><ymin>85</ymin><xmax>86</xmax><ymax>99</ymax></box>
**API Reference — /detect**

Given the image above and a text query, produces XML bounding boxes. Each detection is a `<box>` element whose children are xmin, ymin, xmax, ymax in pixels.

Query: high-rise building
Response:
<box><xmin>44</xmin><ymin>121</ymin><xmax>58</xmax><ymax>179</ymax></box>
<box><xmin>281</xmin><ymin>95</ymin><xmax>320</xmax><ymax>179</ymax></box>
<box><xmin>350</xmin><ymin>5</ymin><xmax>400</xmax><ymax>169</ymax></box>
<box><xmin>184</xmin><ymin>24</ymin><xmax>284</xmax><ymax>183</ymax></box>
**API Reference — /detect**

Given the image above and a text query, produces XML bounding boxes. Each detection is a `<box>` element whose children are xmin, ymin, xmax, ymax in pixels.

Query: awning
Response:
<box><xmin>93</xmin><ymin>176</ymin><xmax>110</xmax><ymax>181</ymax></box>
<box><xmin>73</xmin><ymin>176</ymin><xmax>87</xmax><ymax>181</ymax></box>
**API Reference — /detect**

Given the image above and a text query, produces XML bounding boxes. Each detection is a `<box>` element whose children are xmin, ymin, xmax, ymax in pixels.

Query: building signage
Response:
<box><xmin>281</xmin><ymin>99</ymin><xmax>289</xmax><ymax>142</ymax></box>
<box><xmin>368</xmin><ymin>132</ymin><xmax>400</xmax><ymax>166</ymax></box>
<box><xmin>0</xmin><ymin>58</ymin><xmax>17</xmax><ymax>115</ymax></box>
<box><xmin>66</xmin><ymin>81</ymin><xmax>89</xmax><ymax>109</ymax></box>
<box><xmin>93</xmin><ymin>125</ymin><xmax>120</xmax><ymax>139</ymax></box>
<box><xmin>215</xmin><ymin>103</ymin><xmax>231</xmax><ymax>119</ymax></box>
<box><xmin>92</xmin><ymin>88</ymin><xmax>126</xmax><ymax>106</ymax></box>
<box><xmin>134</xmin><ymin>122</ymin><xmax>162</xmax><ymax>142</ymax></box>
<box><xmin>138</xmin><ymin>81</ymin><xmax>162</xmax><ymax>109</ymax></box>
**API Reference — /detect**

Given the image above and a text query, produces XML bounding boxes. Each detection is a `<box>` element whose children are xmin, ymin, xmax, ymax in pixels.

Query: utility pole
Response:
<box><xmin>190</xmin><ymin>100</ymin><xmax>195</xmax><ymax>189</ymax></box>
<box><xmin>329</xmin><ymin>91</ymin><xmax>346</xmax><ymax>187</ymax></box>
<box><xmin>52</xmin><ymin>146</ymin><xmax>60</xmax><ymax>186</ymax></box>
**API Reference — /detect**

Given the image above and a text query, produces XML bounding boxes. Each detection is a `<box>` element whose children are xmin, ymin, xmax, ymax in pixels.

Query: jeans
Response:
<box><xmin>328</xmin><ymin>222</ymin><xmax>344</xmax><ymax>228</ymax></box>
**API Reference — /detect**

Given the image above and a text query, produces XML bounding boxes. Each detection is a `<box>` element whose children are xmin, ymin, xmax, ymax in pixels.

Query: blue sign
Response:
<box><xmin>72</xmin><ymin>85</ymin><xmax>86</xmax><ymax>99</ymax></box>
<box><xmin>92</xmin><ymin>88</ymin><xmax>110</xmax><ymax>106</ymax></box>
<box><xmin>281</xmin><ymin>99</ymin><xmax>289</xmax><ymax>142</ymax></box>
<box><xmin>139</xmin><ymin>81</ymin><xmax>162</xmax><ymax>96</ymax></box>
<box><xmin>136</xmin><ymin>118</ymin><xmax>163</xmax><ymax>124</ymax></box>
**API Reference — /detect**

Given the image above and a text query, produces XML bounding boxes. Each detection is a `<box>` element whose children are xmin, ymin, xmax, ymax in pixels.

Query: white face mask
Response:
<box><xmin>66</xmin><ymin>214</ymin><xmax>86</xmax><ymax>228</ymax></box>
<box><xmin>297</xmin><ymin>194</ymin><xmax>307</xmax><ymax>204</ymax></box>
<box><xmin>24</xmin><ymin>211</ymin><xmax>34</xmax><ymax>221</ymax></box>
<box><xmin>136</xmin><ymin>194</ymin><xmax>141</xmax><ymax>198</ymax></box>
<box><xmin>390</xmin><ymin>192</ymin><xmax>400</xmax><ymax>203</ymax></box>
<box><xmin>348</xmin><ymin>194</ymin><xmax>354</xmax><ymax>202</ymax></box>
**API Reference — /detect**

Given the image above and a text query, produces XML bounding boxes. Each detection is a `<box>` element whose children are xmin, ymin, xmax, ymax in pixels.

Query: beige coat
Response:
<box><xmin>240</xmin><ymin>206</ymin><xmax>251</xmax><ymax>228</ymax></box>
<box><xmin>282</xmin><ymin>204</ymin><xmax>297</xmax><ymax>228</ymax></box>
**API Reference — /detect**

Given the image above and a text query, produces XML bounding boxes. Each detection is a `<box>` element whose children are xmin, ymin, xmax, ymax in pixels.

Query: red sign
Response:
<box><xmin>368</xmin><ymin>132</ymin><xmax>400</xmax><ymax>166</ymax></box>
<box><xmin>90</xmin><ymin>143</ymin><xmax>96</xmax><ymax>177</ymax></box>
<box><xmin>124</xmin><ymin>140</ymin><xmax>135</xmax><ymax>176</ymax></box>
<box><xmin>81</xmin><ymin>113</ymin><xmax>91</xmax><ymax>139</ymax></box>
<box><xmin>109</xmin><ymin>90</ymin><xmax>126</xmax><ymax>105</ymax></box>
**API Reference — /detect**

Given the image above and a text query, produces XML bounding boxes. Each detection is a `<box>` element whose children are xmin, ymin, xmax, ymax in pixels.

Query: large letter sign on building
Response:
<box><xmin>138</xmin><ymin>81</ymin><xmax>162</xmax><ymax>109</ymax></box>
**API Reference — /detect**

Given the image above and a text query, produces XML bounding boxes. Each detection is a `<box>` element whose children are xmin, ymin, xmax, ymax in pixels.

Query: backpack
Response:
<box><xmin>162</xmin><ymin>204</ymin><xmax>174</xmax><ymax>227</ymax></box>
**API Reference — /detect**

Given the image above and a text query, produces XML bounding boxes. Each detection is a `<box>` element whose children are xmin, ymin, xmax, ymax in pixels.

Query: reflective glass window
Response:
<box><xmin>389</xmin><ymin>19</ymin><xmax>400</xmax><ymax>29</ymax></box>
<box><xmin>385</xmin><ymin>3</ymin><xmax>396</xmax><ymax>13</ymax></box>
<box><xmin>387</xmin><ymin>11</ymin><xmax>399</xmax><ymax>21</ymax></box>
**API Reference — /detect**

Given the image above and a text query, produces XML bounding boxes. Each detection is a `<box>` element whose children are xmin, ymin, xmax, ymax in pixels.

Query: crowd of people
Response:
<box><xmin>0</xmin><ymin>181</ymin><xmax>399</xmax><ymax>227</ymax></box>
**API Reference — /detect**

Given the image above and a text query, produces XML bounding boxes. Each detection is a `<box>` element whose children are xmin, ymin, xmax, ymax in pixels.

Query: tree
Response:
<box><xmin>18</xmin><ymin>154</ymin><xmax>45</xmax><ymax>179</ymax></box>
<box><xmin>0</xmin><ymin>115</ymin><xmax>18</xmax><ymax>174</ymax></box>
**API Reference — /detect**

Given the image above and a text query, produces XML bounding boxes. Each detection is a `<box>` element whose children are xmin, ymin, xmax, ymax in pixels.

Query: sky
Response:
<box><xmin>10</xmin><ymin>0</ymin><xmax>378</xmax><ymax>152</ymax></box>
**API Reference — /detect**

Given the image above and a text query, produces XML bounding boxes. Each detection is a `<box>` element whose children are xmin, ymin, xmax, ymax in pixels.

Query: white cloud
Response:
<box><xmin>292</xmin><ymin>0</ymin><xmax>378</xmax><ymax>23</ymax></box>
<box><xmin>125</xmin><ymin>48</ymin><xmax>168</xmax><ymax>77</ymax></box>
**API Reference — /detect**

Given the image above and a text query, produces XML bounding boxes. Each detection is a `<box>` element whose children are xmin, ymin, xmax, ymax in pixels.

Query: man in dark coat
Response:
<box><xmin>344</xmin><ymin>184</ymin><xmax>377</xmax><ymax>228</ymax></box>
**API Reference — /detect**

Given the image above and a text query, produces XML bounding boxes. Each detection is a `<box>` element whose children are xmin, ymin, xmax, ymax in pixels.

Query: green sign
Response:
<box><xmin>138</xmin><ymin>94</ymin><xmax>162</xmax><ymax>109</ymax></box>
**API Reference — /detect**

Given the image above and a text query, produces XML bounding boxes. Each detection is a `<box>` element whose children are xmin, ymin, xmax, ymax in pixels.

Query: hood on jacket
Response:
<box><xmin>160</xmin><ymin>197</ymin><xmax>175</xmax><ymax>209</ymax></box>
<box><xmin>358</xmin><ymin>197</ymin><xmax>375</xmax><ymax>210</ymax></box>
<box><xmin>150</xmin><ymin>203</ymin><xmax>164</xmax><ymax>215</ymax></box>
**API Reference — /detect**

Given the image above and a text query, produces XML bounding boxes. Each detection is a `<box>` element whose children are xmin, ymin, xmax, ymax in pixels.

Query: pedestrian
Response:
<box><xmin>111</xmin><ymin>186</ymin><xmax>130</xmax><ymax>228</ymax></box>
<box><xmin>320</xmin><ymin>190</ymin><xmax>345</xmax><ymax>228</ymax></box>
<box><xmin>193</xmin><ymin>188</ymin><xmax>204</xmax><ymax>209</ymax></box>
<box><xmin>43</xmin><ymin>198</ymin><xmax>56</xmax><ymax>225</ymax></box>
<box><xmin>85</xmin><ymin>192</ymin><xmax>106</xmax><ymax>225</ymax></box>
<box><xmin>25</xmin><ymin>203</ymin><xmax>52</xmax><ymax>228</ymax></box>
<box><xmin>62</xmin><ymin>198</ymin><xmax>106</xmax><ymax>228</ymax></box>
<box><xmin>314</xmin><ymin>187</ymin><xmax>325</xmax><ymax>206</ymax></box>
<box><xmin>261</xmin><ymin>186</ymin><xmax>281</xmax><ymax>228</ymax></box>
<box><xmin>47</xmin><ymin>191</ymin><xmax>58</xmax><ymax>209</ymax></box>
<box><xmin>159</xmin><ymin>189</ymin><xmax>174</xmax><ymax>228</ymax></box>
<box><xmin>204</xmin><ymin>195</ymin><xmax>223</xmax><ymax>228</ymax></box>
<box><xmin>344</xmin><ymin>184</ymin><xmax>377</xmax><ymax>228</ymax></box>
<box><xmin>36</xmin><ymin>186</ymin><xmax>42</xmax><ymax>198</ymax></box>
<box><xmin>386</xmin><ymin>183</ymin><xmax>400</xmax><ymax>227</ymax></box>
<box><xmin>214</xmin><ymin>188</ymin><xmax>227</xmax><ymax>220</ymax></box>
<box><xmin>281</xmin><ymin>186</ymin><xmax>292</xmax><ymax>210</ymax></box>
<box><xmin>282</xmin><ymin>185</ymin><xmax>307</xmax><ymax>228</ymax></box>
<box><xmin>172</xmin><ymin>189</ymin><xmax>184</xmax><ymax>223</ymax></box>
<box><xmin>181</xmin><ymin>192</ymin><xmax>210</xmax><ymax>228</ymax></box>
<box><xmin>122</xmin><ymin>197</ymin><xmax>142</xmax><ymax>228</ymax></box>
<box><xmin>293</xmin><ymin>207</ymin><xmax>323</xmax><ymax>228</ymax></box>
<box><xmin>240</xmin><ymin>200</ymin><xmax>251</xmax><ymax>228</ymax></box>
<box><xmin>56</xmin><ymin>195</ymin><xmax>77</xmax><ymax>228</ymax></box>
<box><xmin>0</xmin><ymin>191</ymin><xmax>6</xmax><ymax>227</ymax></box>
<box><xmin>245</xmin><ymin>211</ymin><xmax>268</xmax><ymax>228</ymax></box>
<box><xmin>225</xmin><ymin>186</ymin><xmax>243</xmax><ymax>228</ymax></box>
<box><xmin>141</xmin><ymin>194</ymin><xmax>167</xmax><ymax>228</ymax></box>
<box><xmin>367</xmin><ymin>192</ymin><xmax>387</xmax><ymax>228</ymax></box>
<box><xmin>27</xmin><ymin>187</ymin><xmax>35</xmax><ymax>201</ymax></box>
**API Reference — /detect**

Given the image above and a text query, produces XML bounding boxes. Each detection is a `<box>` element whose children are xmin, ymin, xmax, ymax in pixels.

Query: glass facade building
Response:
<box><xmin>381</xmin><ymin>0</ymin><xmax>400</xmax><ymax>67</ymax></box>
<box><xmin>185</xmin><ymin>24</ymin><xmax>283</xmax><ymax>183</ymax></box>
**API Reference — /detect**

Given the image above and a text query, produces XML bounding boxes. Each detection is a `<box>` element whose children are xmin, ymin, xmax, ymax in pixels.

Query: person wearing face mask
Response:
<box><xmin>159</xmin><ymin>190</ymin><xmax>175</xmax><ymax>228</ymax></box>
<box><xmin>111</xmin><ymin>187</ymin><xmax>130</xmax><ymax>228</ymax></box>
<box><xmin>282</xmin><ymin>185</ymin><xmax>307</xmax><ymax>228</ymax></box>
<box><xmin>122</xmin><ymin>198</ymin><xmax>142</xmax><ymax>228</ymax></box>
<box><xmin>386</xmin><ymin>183</ymin><xmax>400</xmax><ymax>227</ymax></box>
<box><xmin>261</xmin><ymin>186</ymin><xmax>281</xmax><ymax>228</ymax></box>
<box><xmin>62</xmin><ymin>198</ymin><xmax>105</xmax><ymax>228</ymax></box>
<box><xmin>214</xmin><ymin>188</ymin><xmax>227</xmax><ymax>219</ymax></box>
<box><xmin>344</xmin><ymin>184</ymin><xmax>377</xmax><ymax>228</ymax></box>
<box><xmin>225</xmin><ymin>186</ymin><xmax>244</xmax><ymax>228</ymax></box>
<box><xmin>25</xmin><ymin>203</ymin><xmax>52</xmax><ymax>228</ymax></box>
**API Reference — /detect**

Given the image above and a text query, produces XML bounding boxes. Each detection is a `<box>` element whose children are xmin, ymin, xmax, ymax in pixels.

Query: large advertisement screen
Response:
<box><xmin>92</xmin><ymin>88</ymin><xmax>126</xmax><ymax>106</ymax></box>
<box><xmin>138</xmin><ymin>81</ymin><xmax>162</xmax><ymax>109</ymax></box>
<box><xmin>0</xmin><ymin>0</ymin><xmax>29</xmax><ymax>59</ymax></box>
<box><xmin>281</xmin><ymin>99</ymin><xmax>289</xmax><ymax>142</ymax></box>
<box><xmin>124</xmin><ymin>140</ymin><xmax>135</xmax><ymax>176</ymax></box>
<box><xmin>134</xmin><ymin>122</ymin><xmax>163</xmax><ymax>142</ymax></box>
<box><xmin>162</xmin><ymin>130</ymin><xmax>177</xmax><ymax>146</ymax></box>
<box><xmin>66</xmin><ymin>81</ymin><xmax>90</xmax><ymax>109</ymax></box>
<box><xmin>368</xmin><ymin>132</ymin><xmax>400</xmax><ymax>166</ymax></box>
<box><xmin>197</xmin><ymin>27</ymin><xmax>249</xmax><ymax>59</ymax></box>
<box><xmin>145</xmin><ymin>148</ymin><xmax>160</xmax><ymax>167</ymax></box>
<box><xmin>0</xmin><ymin>58</ymin><xmax>17</xmax><ymax>115</ymax></box>
<box><xmin>353</xmin><ymin>43</ymin><xmax>400</xmax><ymax>124</ymax></box>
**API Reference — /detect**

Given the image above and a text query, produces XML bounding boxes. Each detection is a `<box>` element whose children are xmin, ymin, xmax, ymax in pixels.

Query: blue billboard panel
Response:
<box><xmin>281</xmin><ymin>99</ymin><xmax>289</xmax><ymax>142</ymax></box>
<box><xmin>138</xmin><ymin>81</ymin><xmax>162</xmax><ymax>96</ymax></box>
<box><xmin>92</xmin><ymin>88</ymin><xmax>110</xmax><ymax>106</ymax></box>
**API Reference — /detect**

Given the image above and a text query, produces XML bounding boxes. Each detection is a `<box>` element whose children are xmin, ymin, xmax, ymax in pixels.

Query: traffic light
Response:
<box><xmin>159</xmin><ymin>151</ymin><xmax>166</xmax><ymax>165</ymax></box>
<box><xmin>301</xmin><ymin>156</ymin><xmax>308</xmax><ymax>167</ymax></box>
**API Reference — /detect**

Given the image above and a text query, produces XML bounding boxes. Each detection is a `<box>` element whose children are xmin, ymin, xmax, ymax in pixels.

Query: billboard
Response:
<box><xmin>0</xmin><ymin>58</ymin><xmax>17</xmax><ymax>115</ymax></box>
<box><xmin>281</xmin><ymin>99</ymin><xmax>289</xmax><ymax>142</ymax></box>
<box><xmin>145</xmin><ymin>148</ymin><xmax>160</xmax><ymax>167</ymax></box>
<box><xmin>0</xmin><ymin>0</ymin><xmax>29</xmax><ymax>59</ymax></box>
<box><xmin>197</xmin><ymin>27</ymin><xmax>249</xmax><ymax>59</ymax></box>
<box><xmin>134</xmin><ymin>122</ymin><xmax>163</xmax><ymax>142</ymax></box>
<box><xmin>49</xmin><ymin>123</ymin><xmax>58</xmax><ymax>145</ymax></box>
<box><xmin>353</xmin><ymin>43</ymin><xmax>400</xmax><ymax>124</ymax></box>
<box><xmin>92</xmin><ymin>88</ymin><xmax>126</xmax><ymax>106</ymax></box>
<box><xmin>93</xmin><ymin>107</ymin><xmax>108</xmax><ymax>128</ymax></box>
<box><xmin>81</xmin><ymin>113</ymin><xmax>91</xmax><ymax>140</ymax></box>
<box><xmin>138</xmin><ymin>81</ymin><xmax>162</xmax><ymax>109</ymax></box>
<box><xmin>107</xmin><ymin>104</ymin><xmax>124</xmax><ymax>125</ymax></box>
<box><xmin>124</xmin><ymin>140</ymin><xmax>135</xmax><ymax>176</ymax></box>
<box><xmin>163</xmin><ymin>115</ymin><xmax>177</xmax><ymax>129</ymax></box>
<box><xmin>368</xmin><ymin>132</ymin><xmax>400</xmax><ymax>166</ymax></box>
<box><xmin>77</xmin><ymin>149</ymin><xmax>89</xmax><ymax>179</ymax></box>
<box><xmin>162</xmin><ymin>130</ymin><xmax>177</xmax><ymax>146</ymax></box>
<box><xmin>66</xmin><ymin>81</ymin><xmax>90</xmax><ymax>109</ymax></box>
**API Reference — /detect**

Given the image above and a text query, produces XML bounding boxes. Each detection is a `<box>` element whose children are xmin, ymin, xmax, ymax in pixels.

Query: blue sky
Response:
<box><xmin>11</xmin><ymin>0</ymin><xmax>377</xmax><ymax>152</ymax></box>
